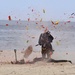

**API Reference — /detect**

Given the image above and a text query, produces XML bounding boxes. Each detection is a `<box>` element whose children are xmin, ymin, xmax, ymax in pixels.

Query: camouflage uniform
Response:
<box><xmin>38</xmin><ymin>31</ymin><xmax>54</xmax><ymax>59</ymax></box>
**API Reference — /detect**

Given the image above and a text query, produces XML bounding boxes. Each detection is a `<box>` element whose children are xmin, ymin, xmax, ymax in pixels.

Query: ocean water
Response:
<box><xmin>0</xmin><ymin>20</ymin><xmax>75</xmax><ymax>63</ymax></box>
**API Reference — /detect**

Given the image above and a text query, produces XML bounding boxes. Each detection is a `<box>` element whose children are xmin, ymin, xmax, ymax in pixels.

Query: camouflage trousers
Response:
<box><xmin>41</xmin><ymin>44</ymin><xmax>53</xmax><ymax>59</ymax></box>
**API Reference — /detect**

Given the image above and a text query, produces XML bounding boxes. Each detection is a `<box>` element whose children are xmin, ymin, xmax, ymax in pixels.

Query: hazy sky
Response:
<box><xmin>0</xmin><ymin>0</ymin><xmax>75</xmax><ymax>21</ymax></box>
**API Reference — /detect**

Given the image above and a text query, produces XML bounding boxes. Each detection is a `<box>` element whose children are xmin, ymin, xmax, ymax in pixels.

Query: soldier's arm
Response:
<box><xmin>38</xmin><ymin>33</ymin><xmax>42</xmax><ymax>45</ymax></box>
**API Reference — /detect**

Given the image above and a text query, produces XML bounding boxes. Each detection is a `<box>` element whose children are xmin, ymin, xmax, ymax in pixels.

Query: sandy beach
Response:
<box><xmin>0</xmin><ymin>50</ymin><xmax>75</xmax><ymax>75</ymax></box>
<box><xmin>0</xmin><ymin>0</ymin><xmax>75</xmax><ymax>74</ymax></box>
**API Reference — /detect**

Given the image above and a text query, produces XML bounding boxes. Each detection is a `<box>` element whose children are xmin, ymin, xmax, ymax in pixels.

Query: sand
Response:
<box><xmin>0</xmin><ymin>50</ymin><xmax>75</xmax><ymax>75</ymax></box>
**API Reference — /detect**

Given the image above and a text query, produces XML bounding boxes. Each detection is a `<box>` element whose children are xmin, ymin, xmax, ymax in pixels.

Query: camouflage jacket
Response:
<box><xmin>38</xmin><ymin>32</ymin><xmax>54</xmax><ymax>47</ymax></box>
